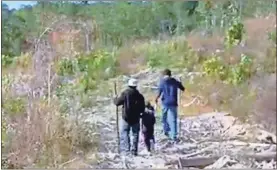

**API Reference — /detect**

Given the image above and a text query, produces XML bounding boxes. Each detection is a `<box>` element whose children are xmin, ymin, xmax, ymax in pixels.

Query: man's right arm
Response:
<box><xmin>113</xmin><ymin>92</ymin><xmax>125</xmax><ymax>106</ymax></box>
<box><xmin>155</xmin><ymin>80</ymin><xmax>163</xmax><ymax>103</ymax></box>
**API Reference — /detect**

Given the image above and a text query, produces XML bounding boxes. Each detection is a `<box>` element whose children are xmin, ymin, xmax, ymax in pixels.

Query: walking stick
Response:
<box><xmin>113</xmin><ymin>81</ymin><xmax>120</xmax><ymax>154</ymax></box>
<box><xmin>178</xmin><ymin>77</ymin><xmax>182</xmax><ymax>137</ymax></box>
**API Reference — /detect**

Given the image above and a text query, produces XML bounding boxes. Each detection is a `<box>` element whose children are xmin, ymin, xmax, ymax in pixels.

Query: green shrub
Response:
<box><xmin>202</xmin><ymin>56</ymin><xmax>229</xmax><ymax>81</ymax></box>
<box><xmin>2</xmin><ymin>119</ymin><xmax>8</xmax><ymax>144</ymax></box>
<box><xmin>78</xmin><ymin>74</ymin><xmax>97</xmax><ymax>93</ymax></box>
<box><xmin>2</xmin><ymin>55</ymin><xmax>14</xmax><ymax>67</ymax></box>
<box><xmin>226</xmin><ymin>54</ymin><xmax>253</xmax><ymax>85</ymax></box>
<box><xmin>77</xmin><ymin>50</ymin><xmax>117</xmax><ymax>79</ymax></box>
<box><xmin>2</xmin><ymin>74</ymin><xmax>14</xmax><ymax>92</ymax></box>
<box><xmin>2</xmin><ymin>97</ymin><xmax>26</xmax><ymax>116</ymax></box>
<box><xmin>55</xmin><ymin>49</ymin><xmax>117</xmax><ymax>94</ymax></box>
<box><xmin>14</xmin><ymin>53</ymin><xmax>32</xmax><ymax>69</ymax></box>
<box><xmin>56</xmin><ymin>58</ymin><xmax>76</xmax><ymax>76</ymax></box>
<box><xmin>268</xmin><ymin>30</ymin><xmax>276</xmax><ymax>44</ymax></box>
<box><xmin>202</xmin><ymin>54</ymin><xmax>253</xmax><ymax>85</ymax></box>
<box><xmin>135</xmin><ymin>39</ymin><xmax>198</xmax><ymax>70</ymax></box>
<box><xmin>224</xmin><ymin>19</ymin><xmax>245</xmax><ymax>49</ymax></box>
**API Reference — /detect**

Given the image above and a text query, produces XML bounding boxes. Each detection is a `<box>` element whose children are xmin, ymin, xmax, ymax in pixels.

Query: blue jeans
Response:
<box><xmin>120</xmin><ymin>119</ymin><xmax>140</xmax><ymax>154</ymax></box>
<box><xmin>162</xmin><ymin>105</ymin><xmax>178</xmax><ymax>140</ymax></box>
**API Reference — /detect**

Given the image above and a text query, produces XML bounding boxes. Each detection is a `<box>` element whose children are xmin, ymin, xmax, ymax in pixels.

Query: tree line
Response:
<box><xmin>2</xmin><ymin>0</ymin><xmax>275</xmax><ymax>57</ymax></box>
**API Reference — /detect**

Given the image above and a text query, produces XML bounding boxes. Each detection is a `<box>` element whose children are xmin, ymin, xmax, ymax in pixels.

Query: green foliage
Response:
<box><xmin>56</xmin><ymin>49</ymin><xmax>116</xmax><ymax>93</ymax></box>
<box><xmin>135</xmin><ymin>39</ymin><xmax>198</xmax><ymax>70</ymax></box>
<box><xmin>268</xmin><ymin>30</ymin><xmax>276</xmax><ymax>44</ymax></box>
<box><xmin>227</xmin><ymin>54</ymin><xmax>253</xmax><ymax>85</ymax></box>
<box><xmin>1</xmin><ymin>1</ymin><xmax>275</xmax><ymax>53</ymax></box>
<box><xmin>2</xmin><ymin>74</ymin><xmax>14</xmax><ymax>93</ymax></box>
<box><xmin>203</xmin><ymin>56</ymin><xmax>229</xmax><ymax>80</ymax></box>
<box><xmin>2</xmin><ymin>119</ymin><xmax>8</xmax><ymax>143</ymax></box>
<box><xmin>2</xmin><ymin>55</ymin><xmax>14</xmax><ymax>67</ymax></box>
<box><xmin>203</xmin><ymin>54</ymin><xmax>253</xmax><ymax>85</ymax></box>
<box><xmin>224</xmin><ymin>19</ymin><xmax>245</xmax><ymax>48</ymax></box>
<box><xmin>2</xmin><ymin>4</ymin><xmax>34</xmax><ymax>57</ymax></box>
<box><xmin>56</xmin><ymin>58</ymin><xmax>76</xmax><ymax>76</ymax></box>
<box><xmin>2</xmin><ymin>97</ymin><xmax>26</xmax><ymax>116</ymax></box>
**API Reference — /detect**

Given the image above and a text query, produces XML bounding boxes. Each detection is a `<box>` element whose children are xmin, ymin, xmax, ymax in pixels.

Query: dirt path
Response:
<box><xmin>68</xmin><ymin>69</ymin><xmax>276</xmax><ymax>169</ymax></box>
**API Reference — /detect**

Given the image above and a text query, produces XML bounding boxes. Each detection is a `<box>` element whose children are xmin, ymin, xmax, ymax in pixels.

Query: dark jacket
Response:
<box><xmin>158</xmin><ymin>77</ymin><xmax>185</xmax><ymax>107</ymax></box>
<box><xmin>114</xmin><ymin>87</ymin><xmax>145</xmax><ymax>125</ymax></box>
<box><xmin>141</xmin><ymin>105</ymin><xmax>156</xmax><ymax>133</ymax></box>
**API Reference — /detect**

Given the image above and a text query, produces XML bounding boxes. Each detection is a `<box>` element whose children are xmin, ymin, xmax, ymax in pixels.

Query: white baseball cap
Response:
<box><xmin>128</xmin><ymin>78</ymin><xmax>138</xmax><ymax>87</ymax></box>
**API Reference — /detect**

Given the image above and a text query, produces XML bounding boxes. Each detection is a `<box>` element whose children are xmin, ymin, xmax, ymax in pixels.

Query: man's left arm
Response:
<box><xmin>178</xmin><ymin>80</ymin><xmax>185</xmax><ymax>92</ymax></box>
<box><xmin>140</xmin><ymin>94</ymin><xmax>146</xmax><ymax>114</ymax></box>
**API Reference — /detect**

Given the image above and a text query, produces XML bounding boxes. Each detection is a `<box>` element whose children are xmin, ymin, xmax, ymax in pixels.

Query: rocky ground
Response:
<box><xmin>63</xmin><ymin>69</ymin><xmax>276</xmax><ymax>169</ymax></box>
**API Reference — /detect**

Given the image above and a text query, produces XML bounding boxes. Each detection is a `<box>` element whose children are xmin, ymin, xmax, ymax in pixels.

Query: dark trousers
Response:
<box><xmin>120</xmin><ymin>119</ymin><xmax>140</xmax><ymax>154</ymax></box>
<box><xmin>142</xmin><ymin>127</ymin><xmax>155</xmax><ymax>151</ymax></box>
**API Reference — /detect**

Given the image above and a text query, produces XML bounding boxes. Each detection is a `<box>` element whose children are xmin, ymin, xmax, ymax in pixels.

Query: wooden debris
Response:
<box><xmin>204</xmin><ymin>155</ymin><xmax>237</xmax><ymax>169</ymax></box>
<box><xmin>204</xmin><ymin>140</ymin><xmax>275</xmax><ymax>148</ymax></box>
<box><xmin>178</xmin><ymin>157</ymin><xmax>183</xmax><ymax>169</ymax></box>
<box><xmin>183</xmin><ymin>146</ymin><xmax>213</xmax><ymax>158</ymax></box>
<box><xmin>178</xmin><ymin>156</ymin><xmax>219</xmax><ymax>168</ymax></box>
<box><xmin>243</xmin><ymin>152</ymin><xmax>276</xmax><ymax>162</ymax></box>
<box><xmin>256</xmin><ymin>129</ymin><xmax>277</xmax><ymax>144</ymax></box>
<box><xmin>59</xmin><ymin>157</ymin><xmax>78</xmax><ymax>168</ymax></box>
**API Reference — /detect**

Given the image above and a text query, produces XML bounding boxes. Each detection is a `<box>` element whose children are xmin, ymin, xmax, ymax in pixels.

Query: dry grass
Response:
<box><xmin>177</xmin><ymin>73</ymin><xmax>258</xmax><ymax>120</ymax></box>
<box><xmin>113</xmin><ymin>13</ymin><xmax>276</xmax><ymax>119</ymax></box>
<box><xmin>186</xmin><ymin>33</ymin><xmax>224</xmax><ymax>54</ymax></box>
<box><xmin>2</xmin><ymin>34</ymin><xmax>100</xmax><ymax>168</ymax></box>
<box><xmin>186</xmin><ymin>13</ymin><xmax>276</xmax><ymax>60</ymax></box>
<box><xmin>252</xmin><ymin>74</ymin><xmax>276</xmax><ymax>133</ymax></box>
<box><xmin>254</xmin><ymin>88</ymin><xmax>276</xmax><ymax>133</ymax></box>
<box><xmin>115</xmin><ymin>46</ymin><xmax>147</xmax><ymax>75</ymax></box>
<box><xmin>175</xmin><ymin>14</ymin><xmax>276</xmax><ymax>120</ymax></box>
<box><xmin>2</xmin><ymin>98</ymin><xmax>99</xmax><ymax>168</ymax></box>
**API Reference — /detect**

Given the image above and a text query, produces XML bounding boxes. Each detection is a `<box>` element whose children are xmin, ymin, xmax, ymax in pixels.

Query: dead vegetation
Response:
<box><xmin>252</xmin><ymin>74</ymin><xmax>276</xmax><ymax>134</ymax></box>
<box><xmin>2</xmin><ymin>99</ymin><xmax>98</xmax><ymax>168</ymax></box>
<box><xmin>2</xmin><ymin>18</ymin><xmax>100</xmax><ymax>168</ymax></box>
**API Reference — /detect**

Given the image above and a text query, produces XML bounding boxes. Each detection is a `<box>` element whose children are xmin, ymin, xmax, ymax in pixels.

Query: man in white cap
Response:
<box><xmin>114</xmin><ymin>78</ymin><xmax>145</xmax><ymax>156</ymax></box>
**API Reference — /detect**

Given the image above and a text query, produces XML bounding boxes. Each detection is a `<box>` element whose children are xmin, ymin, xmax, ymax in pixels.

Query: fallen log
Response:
<box><xmin>183</xmin><ymin>146</ymin><xmax>213</xmax><ymax>158</ymax></box>
<box><xmin>201</xmin><ymin>140</ymin><xmax>275</xmax><ymax>148</ymax></box>
<box><xmin>242</xmin><ymin>152</ymin><xmax>276</xmax><ymax>162</ymax></box>
<box><xmin>177</xmin><ymin>156</ymin><xmax>220</xmax><ymax>168</ymax></box>
<box><xmin>204</xmin><ymin>155</ymin><xmax>237</xmax><ymax>169</ymax></box>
